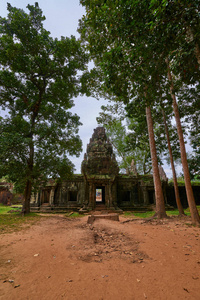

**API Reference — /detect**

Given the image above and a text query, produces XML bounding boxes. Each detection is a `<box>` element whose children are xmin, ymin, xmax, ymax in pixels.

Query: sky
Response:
<box><xmin>0</xmin><ymin>0</ymin><xmax>180</xmax><ymax>178</ymax></box>
<box><xmin>0</xmin><ymin>0</ymin><xmax>108</xmax><ymax>173</ymax></box>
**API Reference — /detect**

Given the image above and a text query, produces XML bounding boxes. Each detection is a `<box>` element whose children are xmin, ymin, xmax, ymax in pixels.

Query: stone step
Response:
<box><xmin>87</xmin><ymin>213</ymin><xmax>119</xmax><ymax>224</ymax></box>
<box><xmin>95</xmin><ymin>204</ymin><xmax>106</xmax><ymax>211</ymax></box>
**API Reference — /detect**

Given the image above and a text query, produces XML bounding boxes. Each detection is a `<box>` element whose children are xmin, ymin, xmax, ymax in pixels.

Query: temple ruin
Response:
<box><xmin>30</xmin><ymin>127</ymin><xmax>168</xmax><ymax>211</ymax></box>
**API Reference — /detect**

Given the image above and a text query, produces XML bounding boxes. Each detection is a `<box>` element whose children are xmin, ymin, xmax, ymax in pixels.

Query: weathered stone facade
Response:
<box><xmin>0</xmin><ymin>184</ymin><xmax>13</xmax><ymax>205</ymax></box>
<box><xmin>30</xmin><ymin>127</ymin><xmax>168</xmax><ymax>211</ymax></box>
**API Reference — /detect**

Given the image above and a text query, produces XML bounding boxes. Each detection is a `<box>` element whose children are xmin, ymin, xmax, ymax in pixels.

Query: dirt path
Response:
<box><xmin>0</xmin><ymin>215</ymin><xmax>200</xmax><ymax>300</ymax></box>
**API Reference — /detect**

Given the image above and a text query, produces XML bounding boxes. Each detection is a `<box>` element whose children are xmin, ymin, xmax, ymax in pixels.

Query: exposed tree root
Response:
<box><xmin>122</xmin><ymin>213</ymin><xmax>170</xmax><ymax>224</ymax></box>
<box><xmin>140</xmin><ymin>213</ymin><xmax>161</xmax><ymax>223</ymax></box>
<box><xmin>121</xmin><ymin>218</ymin><xmax>144</xmax><ymax>224</ymax></box>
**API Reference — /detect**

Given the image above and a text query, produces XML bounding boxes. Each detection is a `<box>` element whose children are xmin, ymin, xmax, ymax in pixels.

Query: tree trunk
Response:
<box><xmin>195</xmin><ymin>43</ymin><xmax>200</xmax><ymax>65</ymax></box>
<box><xmin>23</xmin><ymin>179</ymin><xmax>32</xmax><ymax>214</ymax></box>
<box><xmin>166</xmin><ymin>59</ymin><xmax>200</xmax><ymax>225</ymax></box>
<box><xmin>23</xmin><ymin>138</ymin><xmax>34</xmax><ymax>214</ymax></box>
<box><xmin>146</xmin><ymin>105</ymin><xmax>167</xmax><ymax>218</ymax></box>
<box><xmin>161</xmin><ymin>108</ymin><xmax>185</xmax><ymax>215</ymax></box>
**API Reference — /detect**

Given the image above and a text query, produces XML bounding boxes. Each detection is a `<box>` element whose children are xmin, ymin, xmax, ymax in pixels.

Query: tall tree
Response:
<box><xmin>80</xmin><ymin>0</ymin><xmax>200</xmax><ymax>224</ymax></box>
<box><xmin>147</xmin><ymin>0</ymin><xmax>200</xmax><ymax>223</ymax></box>
<box><xmin>0</xmin><ymin>3</ymin><xmax>89</xmax><ymax>213</ymax></box>
<box><xmin>166</xmin><ymin>59</ymin><xmax>200</xmax><ymax>223</ymax></box>
<box><xmin>79</xmin><ymin>0</ymin><xmax>168</xmax><ymax>218</ymax></box>
<box><xmin>161</xmin><ymin>106</ymin><xmax>185</xmax><ymax>215</ymax></box>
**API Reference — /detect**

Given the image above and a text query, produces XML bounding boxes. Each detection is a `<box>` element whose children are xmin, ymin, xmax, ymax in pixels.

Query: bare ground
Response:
<box><xmin>0</xmin><ymin>214</ymin><xmax>200</xmax><ymax>300</ymax></box>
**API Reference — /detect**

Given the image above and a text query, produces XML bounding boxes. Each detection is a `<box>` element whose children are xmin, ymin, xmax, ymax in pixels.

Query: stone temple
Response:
<box><xmin>31</xmin><ymin>127</ymin><xmax>168</xmax><ymax>211</ymax></box>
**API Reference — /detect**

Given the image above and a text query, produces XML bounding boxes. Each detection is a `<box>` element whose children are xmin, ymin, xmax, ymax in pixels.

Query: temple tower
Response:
<box><xmin>81</xmin><ymin>127</ymin><xmax>119</xmax><ymax>210</ymax></box>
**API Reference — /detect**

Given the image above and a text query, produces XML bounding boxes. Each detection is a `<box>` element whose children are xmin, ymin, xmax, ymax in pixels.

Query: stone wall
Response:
<box><xmin>166</xmin><ymin>185</ymin><xmax>200</xmax><ymax>208</ymax></box>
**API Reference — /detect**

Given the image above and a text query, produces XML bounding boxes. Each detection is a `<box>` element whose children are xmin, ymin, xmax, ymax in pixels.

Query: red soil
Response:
<box><xmin>0</xmin><ymin>214</ymin><xmax>200</xmax><ymax>300</ymax></box>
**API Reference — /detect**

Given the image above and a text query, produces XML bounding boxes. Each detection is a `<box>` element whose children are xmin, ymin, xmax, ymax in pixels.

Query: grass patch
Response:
<box><xmin>123</xmin><ymin>208</ymin><xmax>193</xmax><ymax>219</ymax></box>
<box><xmin>185</xmin><ymin>205</ymin><xmax>200</xmax><ymax>215</ymax></box>
<box><xmin>65</xmin><ymin>212</ymin><xmax>84</xmax><ymax>218</ymax></box>
<box><xmin>0</xmin><ymin>204</ymin><xmax>22</xmax><ymax>214</ymax></box>
<box><xmin>123</xmin><ymin>211</ymin><xmax>155</xmax><ymax>218</ymax></box>
<box><xmin>0</xmin><ymin>207</ymin><xmax>41</xmax><ymax>234</ymax></box>
<box><xmin>133</xmin><ymin>211</ymin><xmax>155</xmax><ymax>218</ymax></box>
<box><xmin>166</xmin><ymin>209</ymin><xmax>190</xmax><ymax>216</ymax></box>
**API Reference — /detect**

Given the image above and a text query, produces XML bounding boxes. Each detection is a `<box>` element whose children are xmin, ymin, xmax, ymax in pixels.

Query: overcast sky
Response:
<box><xmin>0</xmin><ymin>0</ymin><xmax>108</xmax><ymax>173</ymax></box>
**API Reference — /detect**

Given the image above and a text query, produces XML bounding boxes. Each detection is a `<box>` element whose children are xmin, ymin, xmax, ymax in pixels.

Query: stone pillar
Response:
<box><xmin>88</xmin><ymin>183</ymin><xmax>95</xmax><ymax>209</ymax></box>
<box><xmin>30</xmin><ymin>192</ymin><xmax>39</xmax><ymax>206</ymax></box>
<box><xmin>108</xmin><ymin>184</ymin><xmax>112</xmax><ymax>208</ymax></box>
<box><xmin>83</xmin><ymin>181</ymin><xmax>89</xmax><ymax>207</ymax></box>
<box><xmin>36</xmin><ymin>192</ymin><xmax>40</xmax><ymax>205</ymax></box>
<box><xmin>163</xmin><ymin>182</ymin><xmax>168</xmax><ymax>204</ymax></box>
<box><xmin>58</xmin><ymin>186</ymin><xmax>62</xmax><ymax>205</ymax></box>
<box><xmin>30</xmin><ymin>193</ymin><xmax>36</xmax><ymax>204</ymax></box>
<box><xmin>49</xmin><ymin>187</ymin><xmax>55</xmax><ymax>205</ymax></box>
<box><xmin>142</xmin><ymin>186</ymin><xmax>149</xmax><ymax>205</ymax></box>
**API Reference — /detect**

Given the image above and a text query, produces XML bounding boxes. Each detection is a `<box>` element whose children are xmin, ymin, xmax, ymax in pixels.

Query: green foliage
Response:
<box><xmin>97</xmin><ymin>102</ymin><xmax>153</xmax><ymax>174</ymax></box>
<box><xmin>186</xmin><ymin>154</ymin><xmax>200</xmax><ymax>181</ymax></box>
<box><xmin>97</xmin><ymin>103</ymin><xmax>132</xmax><ymax>172</ymax></box>
<box><xmin>168</xmin><ymin>176</ymin><xmax>200</xmax><ymax>186</ymax></box>
<box><xmin>0</xmin><ymin>3</ymin><xmax>89</xmax><ymax>198</ymax></box>
<box><xmin>97</xmin><ymin>99</ymin><xmax>181</xmax><ymax>175</ymax></box>
<box><xmin>0</xmin><ymin>176</ymin><xmax>10</xmax><ymax>182</ymax></box>
<box><xmin>168</xmin><ymin>177</ymin><xmax>185</xmax><ymax>186</ymax></box>
<box><xmin>149</xmin><ymin>0</ymin><xmax>200</xmax><ymax>83</ymax></box>
<box><xmin>79</xmin><ymin>0</ymin><xmax>200</xmax><ymax>183</ymax></box>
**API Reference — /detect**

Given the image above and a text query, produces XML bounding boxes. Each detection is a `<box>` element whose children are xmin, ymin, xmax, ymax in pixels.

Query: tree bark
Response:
<box><xmin>166</xmin><ymin>59</ymin><xmax>200</xmax><ymax>225</ymax></box>
<box><xmin>23</xmin><ymin>137</ymin><xmax>34</xmax><ymax>214</ymax></box>
<box><xmin>195</xmin><ymin>43</ymin><xmax>200</xmax><ymax>66</ymax></box>
<box><xmin>23</xmin><ymin>179</ymin><xmax>32</xmax><ymax>214</ymax></box>
<box><xmin>146</xmin><ymin>105</ymin><xmax>167</xmax><ymax>218</ymax></box>
<box><xmin>161</xmin><ymin>108</ymin><xmax>185</xmax><ymax>215</ymax></box>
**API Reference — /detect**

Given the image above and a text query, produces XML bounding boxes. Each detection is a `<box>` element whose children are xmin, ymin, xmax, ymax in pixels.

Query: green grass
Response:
<box><xmin>185</xmin><ymin>205</ymin><xmax>200</xmax><ymax>214</ymax></box>
<box><xmin>65</xmin><ymin>212</ymin><xmax>84</xmax><ymax>218</ymax></box>
<box><xmin>166</xmin><ymin>210</ymin><xmax>189</xmax><ymax>216</ymax></box>
<box><xmin>123</xmin><ymin>211</ymin><xmax>155</xmax><ymax>218</ymax></box>
<box><xmin>0</xmin><ymin>204</ymin><xmax>22</xmax><ymax>214</ymax></box>
<box><xmin>0</xmin><ymin>204</ymin><xmax>41</xmax><ymax>234</ymax></box>
<box><xmin>0</xmin><ymin>213</ymin><xmax>41</xmax><ymax>234</ymax></box>
<box><xmin>123</xmin><ymin>208</ymin><xmax>194</xmax><ymax>219</ymax></box>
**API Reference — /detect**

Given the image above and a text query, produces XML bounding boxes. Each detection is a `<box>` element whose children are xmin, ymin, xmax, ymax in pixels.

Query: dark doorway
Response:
<box><xmin>69</xmin><ymin>191</ymin><xmax>77</xmax><ymax>202</ymax></box>
<box><xmin>96</xmin><ymin>186</ymin><xmax>105</xmax><ymax>204</ymax></box>
<box><xmin>41</xmin><ymin>189</ymin><xmax>50</xmax><ymax>204</ymax></box>
<box><xmin>148</xmin><ymin>190</ymin><xmax>155</xmax><ymax>204</ymax></box>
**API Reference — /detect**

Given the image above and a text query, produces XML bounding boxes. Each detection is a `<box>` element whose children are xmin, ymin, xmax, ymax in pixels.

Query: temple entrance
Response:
<box><xmin>41</xmin><ymin>189</ymin><xmax>50</xmax><ymax>204</ymax></box>
<box><xmin>95</xmin><ymin>186</ymin><xmax>105</xmax><ymax>205</ymax></box>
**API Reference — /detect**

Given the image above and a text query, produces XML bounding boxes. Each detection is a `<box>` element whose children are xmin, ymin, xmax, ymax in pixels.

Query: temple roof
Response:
<box><xmin>81</xmin><ymin>127</ymin><xmax>119</xmax><ymax>176</ymax></box>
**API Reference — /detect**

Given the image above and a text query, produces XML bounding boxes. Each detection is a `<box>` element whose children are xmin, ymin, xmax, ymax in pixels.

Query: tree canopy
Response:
<box><xmin>79</xmin><ymin>0</ymin><xmax>200</xmax><ymax>223</ymax></box>
<box><xmin>0</xmin><ymin>3</ymin><xmax>89</xmax><ymax>213</ymax></box>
